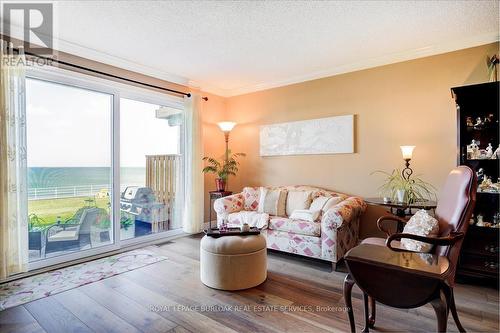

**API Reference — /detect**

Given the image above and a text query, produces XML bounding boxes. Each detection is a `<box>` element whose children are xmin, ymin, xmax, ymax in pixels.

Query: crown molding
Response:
<box><xmin>5</xmin><ymin>22</ymin><xmax>193</xmax><ymax>89</ymax></box>
<box><xmin>7</xmin><ymin>25</ymin><xmax>498</xmax><ymax>98</ymax></box>
<box><xmin>222</xmin><ymin>32</ymin><xmax>500</xmax><ymax>97</ymax></box>
<box><xmin>56</xmin><ymin>39</ymin><xmax>191</xmax><ymax>87</ymax></box>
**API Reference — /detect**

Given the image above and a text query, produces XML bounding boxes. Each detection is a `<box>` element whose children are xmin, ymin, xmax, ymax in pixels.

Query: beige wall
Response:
<box><xmin>201</xmin><ymin>94</ymin><xmax>227</xmax><ymax>222</ymax></box>
<box><xmin>224</xmin><ymin>43</ymin><xmax>499</xmax><ymax>238</ymax></box>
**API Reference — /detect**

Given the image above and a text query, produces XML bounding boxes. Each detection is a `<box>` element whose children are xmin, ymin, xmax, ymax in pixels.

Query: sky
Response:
<box><xmin>26</xmin><ymin>78</ymin><xmax>180</xmax><ymax>167</ymax></box>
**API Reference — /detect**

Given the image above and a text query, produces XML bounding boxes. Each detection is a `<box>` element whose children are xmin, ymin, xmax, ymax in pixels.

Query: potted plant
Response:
<box><xmin>487</xmin><ymin>54</ymin><xmax>499</xmax><ymax>82</ymax></box>
<box><xmin>372</xmin><ymin>169</ymin><xmax>436</xmax><ymax>204</ymax></box>
<box><xmin>202</xmin><ymin>151</ymin><xmax>246</xmax><ymax>191</ymax></box>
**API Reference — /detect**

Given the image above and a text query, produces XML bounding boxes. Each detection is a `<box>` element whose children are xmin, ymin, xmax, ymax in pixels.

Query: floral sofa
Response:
<box><xmin>213</xmin><ymin>185</ymin><xmax>366</xmax><ymax>269</ymax></box>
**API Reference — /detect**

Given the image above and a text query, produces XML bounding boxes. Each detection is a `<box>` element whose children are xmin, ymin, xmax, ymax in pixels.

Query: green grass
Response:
<box><xmin>28</xmin><ymin>196</ymin><xmax>111</xmax><ymax>228</ymax></box>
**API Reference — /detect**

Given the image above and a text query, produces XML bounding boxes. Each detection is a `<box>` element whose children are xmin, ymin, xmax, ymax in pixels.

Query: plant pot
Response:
<box><xmin>99</xmin><ymin>230</ymin><xmax>110</xmax><ymax>242</ymax></box>
<box><xmin>396</xmin><ymin>189</ymin><xmax>406</xmax><ymax>203</ymax></box>
<box><xmin>215</xmin><ymin>178</ymin><xmax>226</xmax><ymax>192</ymax></box>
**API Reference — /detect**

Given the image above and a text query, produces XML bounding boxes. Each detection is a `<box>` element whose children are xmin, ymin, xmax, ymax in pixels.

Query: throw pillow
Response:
<box><xmin>401</xmin><ymin>210</ymin><xmax>440</xmax><ymax>253</ymax></box>
<box><xmin>242</xmin><ymin>187</ymin><xmax>260</xmax><ymax>211</ymax></box>
<box><xmin>259</xmin><ymin>188</ymin><xmax>287</xmax><ymax>216</ymax></box>
<box><xmin>286</xmin><ymin>191</ymin><xmax>313</xmax><ymax>217</ymax></box>
<box><xmin>289</xmin><ymin>209</ymin><xmax>321</xmax><ymax>222</ymax></box>
<box><xmin>310</xmin><ymin>196</ymin><xmax>331</xmax><ymax>212</ymax></box>
<box><xmin>257</xmin><ymin>187</ymin><xmax>268</xmax><ymax>213</ymax></box>
<box><xmin>322</xmin><ymin>196</ymin><xmax>343</xmax><ymax>213</ymax></box>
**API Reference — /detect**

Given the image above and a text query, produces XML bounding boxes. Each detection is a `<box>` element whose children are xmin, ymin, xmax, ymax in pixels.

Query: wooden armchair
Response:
<box><xmin>344</xmin><ymin>166</ymin><xmax>477</xmax><ymax>332</ymax></box>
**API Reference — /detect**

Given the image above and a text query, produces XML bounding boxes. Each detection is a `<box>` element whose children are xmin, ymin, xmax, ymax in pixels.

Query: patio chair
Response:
<box><xmin>45</xmin><ymin>207</ymin><xmax>99</xmax><ymax>254</ymax></box>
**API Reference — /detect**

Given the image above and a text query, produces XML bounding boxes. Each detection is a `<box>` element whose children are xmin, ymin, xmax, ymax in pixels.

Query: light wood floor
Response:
<box><xmin>1</xmin><ymin>235</ymin><xmax>498</xmax><ymax>333</ymax></box>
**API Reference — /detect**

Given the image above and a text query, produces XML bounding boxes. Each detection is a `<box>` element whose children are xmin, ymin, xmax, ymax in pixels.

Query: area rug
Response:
<box><xmin>0</xmin><ymin>249</ymin><xmax>167</xmax><ymax>310</ymax></box>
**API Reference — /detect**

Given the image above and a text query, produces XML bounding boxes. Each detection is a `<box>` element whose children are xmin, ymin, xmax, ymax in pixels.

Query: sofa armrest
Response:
<box><xmin>320</xmin><ymin>196</ymin><xmax>366</xmax><ymax>262</ymax></box>
<box><xmin>213</xmin><ymin>193</ymin><xmax>244</xmax><ymax>217</ymax></box>
<box><xmin>321</xmin><ymin>196</ymin><xmax>367</xmax><ymax>230</ymax></box>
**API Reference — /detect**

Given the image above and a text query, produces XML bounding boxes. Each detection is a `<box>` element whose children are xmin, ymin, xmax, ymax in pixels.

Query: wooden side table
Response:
<box><xmin>208</xmin><ymin>191</ymin><xmax>233</xmax><ymax>230</ymax></box>
<box><xmin>365</xmin><ymin>197</ymin><xmax>437</xmax><ymax>232</ymax></box>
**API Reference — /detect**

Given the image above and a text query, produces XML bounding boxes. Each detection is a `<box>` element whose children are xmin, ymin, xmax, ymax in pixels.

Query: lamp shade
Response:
<box><xmin>217</xmin><ymin>121</ymin><xmax>236</xmax><ymax>132</ymax></box>
<box><xmin>400</xmin><ymin>146</ymin><xmax>415</xmax><ymax>160</ymax></box>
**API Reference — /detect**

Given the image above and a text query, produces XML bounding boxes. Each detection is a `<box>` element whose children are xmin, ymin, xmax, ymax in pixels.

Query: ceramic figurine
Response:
<box><xmin>466</xmin><ymin>116</ymin><xmax>474</xmax><ymax>127</ymax></box>
<box><xmin>485</xmin><ymin>113</ymin><xmax>494</xmax><ymax>124</ymax></box>
<box><xmin>467</xmin><ymin>140</ymin><xmax>480</xmax><ymax>159</ymax></box>
<box><xmin>476</xmin><ymin>214</ymin><xmax>484</xmax><ymax>226</ymax></box>
<box><xmin>476</xmin><ymin>168</ymin><xmax>484</xmax><ymax>183</ymax></box>
<box><xmin>474</xmin><ymin>117</ymin><xmax>483</xmax><ymax>128</ymax></box>
<box><xmin>486</xmin><ymin>143</ymin><xmax>493</xmax><ymax>158</ymax></box>
<box><xmin>492</xmin><ymin>144</ymin><xmax>500</xmax><ymax>159</ymax></box>
<box><xmin>479</xmin><ymin>176</ymin><xmax>492</xmax><ymax>191</ymax></box>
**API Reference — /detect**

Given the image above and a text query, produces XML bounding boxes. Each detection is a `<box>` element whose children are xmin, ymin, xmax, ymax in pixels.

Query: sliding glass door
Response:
<box><xmin>26</xmin><ymin>78</ymin><xmax>114</xmax><ymax>262</ymax></box>
<box><xmin>119</xmin><ymin>98</ymin><xmax>184</xmax><ymax>241</ymax></box>
<box><xmin>25</xmin><ymin>68</ymin><xmax>185</xmax><ymax>268</ymax></box>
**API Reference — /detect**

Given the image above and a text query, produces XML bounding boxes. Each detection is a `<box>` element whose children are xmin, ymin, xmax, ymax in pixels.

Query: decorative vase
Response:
<box><xmin>396</xmin><ymin>189</ymin><xmax>406</xmax><ymax>203</ymax></box>
<box><xmin>215</xmin><ymin>178</ymin><xmax>226</xmax><ymax>192</ymax></box>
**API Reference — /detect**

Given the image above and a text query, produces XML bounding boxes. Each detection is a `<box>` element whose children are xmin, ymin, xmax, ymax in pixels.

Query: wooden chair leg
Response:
<box><xmin>368</xmin><ymin>296</ymin><xmax>376</xmax><ymax>328</ymax></box>
<box><xmin>443</xmin><ymin>284</ymin><xmax>466</xmax><ymax>333</ymax></box>
<box><xmin>343</xmin><ymin>274</ymin><xmax>356</xmax><ymax>333</ymax></box>
<box><xmin>362</xmin><ymin>293</ymin><xmax>370</xmax><ymax>333</ymax></box>
<box><xmin>430</xmin><ymin>291</ymin><xmax>449</xmax><ymax>333</ymax></box>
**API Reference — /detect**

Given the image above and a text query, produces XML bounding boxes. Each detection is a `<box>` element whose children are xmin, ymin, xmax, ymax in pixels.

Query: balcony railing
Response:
<box><xmin>28</xmin><ymin>184</ymin><xmax>131</xmax><ymax>201</ymax></box>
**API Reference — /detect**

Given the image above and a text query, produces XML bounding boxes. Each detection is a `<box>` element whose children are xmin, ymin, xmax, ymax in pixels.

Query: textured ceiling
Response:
<box><xmin>6</xmin><ymin>1</ymin><xmax>500</xmax><ymax>96</ymax></box>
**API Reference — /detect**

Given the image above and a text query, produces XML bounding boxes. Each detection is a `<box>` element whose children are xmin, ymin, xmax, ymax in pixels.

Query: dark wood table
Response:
<box><xmin>365</xmin><ymin>198</ymin><xmax>437</xmax><ymax>232</ymax></box>
<box><xmin>344</xmin><ymin>244</ymin><xmax>450</xmax><ymax>332</ymax></box>
<box><xmin>365</xmin><ymin>197</ymin><xmax>437</xmax><ymax>217</ymax></box>
<box><xmin>208</xmin><ymin>191</ymin><xmax>233</xmax><ymax>230</ymax></box>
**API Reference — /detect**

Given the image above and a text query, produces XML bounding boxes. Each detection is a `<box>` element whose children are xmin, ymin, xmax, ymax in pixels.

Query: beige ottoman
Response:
<box><xmin>200</xmin><ymin>234</ymin><xmax>267</xmax><ymax>290</ymax></box>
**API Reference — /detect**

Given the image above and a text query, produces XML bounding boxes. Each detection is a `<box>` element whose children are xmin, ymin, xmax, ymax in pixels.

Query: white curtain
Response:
<box><xmin>0</xmin><ymin>42</ymin><xmax>29</xmax><ymax>279</ymax></box>
<box><xmin>182</xmin><ymin>94</ymin><xmax>204</xmax><ymax>233</ymax></box>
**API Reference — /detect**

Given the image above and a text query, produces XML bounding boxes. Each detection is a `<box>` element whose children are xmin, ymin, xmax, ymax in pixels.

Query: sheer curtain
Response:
<box><xmin>0</xmin><ymin>42</ymin><xmax>29</xmax><ymax>279</ymax></box>
<box><xmin>182</xmin><ymin>94</ymin><xmax>204</xmax><ymax>233</ymax></box>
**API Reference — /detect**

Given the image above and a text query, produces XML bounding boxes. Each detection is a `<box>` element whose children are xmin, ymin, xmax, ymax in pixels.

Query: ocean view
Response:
<box><xmin>28</xmin><ymin>167</ymin><xmax>146</xmax><ymax>188</ymax></box>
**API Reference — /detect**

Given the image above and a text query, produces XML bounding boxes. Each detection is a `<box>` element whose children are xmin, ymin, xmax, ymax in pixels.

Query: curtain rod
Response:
<box><xmin>10</xmin><ymin>46</ymin><xmax>194</xmax><ymax>98</ymax></box>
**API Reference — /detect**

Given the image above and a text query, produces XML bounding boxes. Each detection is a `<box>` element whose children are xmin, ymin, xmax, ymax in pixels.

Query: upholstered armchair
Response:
<box><xmin>344</xmin><ymin>166</ymin><xmax>477</xmax><ymax>332</ymax></box>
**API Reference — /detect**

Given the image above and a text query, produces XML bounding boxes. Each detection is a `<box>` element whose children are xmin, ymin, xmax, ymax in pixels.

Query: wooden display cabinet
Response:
<box><xmin>451</xmin><ymin>81</ymin><xmax>499</xmax><ymax>282</ymax></box>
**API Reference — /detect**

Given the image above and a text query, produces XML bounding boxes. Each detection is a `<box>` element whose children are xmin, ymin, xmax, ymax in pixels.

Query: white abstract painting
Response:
<box><xmin>260</xmin><ymin>115</ymin><xmax>354</xmax><ymax>156</ymax></box>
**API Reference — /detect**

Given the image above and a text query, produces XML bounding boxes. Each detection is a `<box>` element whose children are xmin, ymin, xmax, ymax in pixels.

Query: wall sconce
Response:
<box><xmin>400</xmin><ymin>145</ymin><xmax>415</xmax><ymax>180</ymax></box>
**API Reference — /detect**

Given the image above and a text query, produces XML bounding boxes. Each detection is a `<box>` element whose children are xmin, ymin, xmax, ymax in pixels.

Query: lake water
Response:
<box><xmin>28</xmin><ymin>167</ymin><xmax>146</xmax><ymax>188</ymax></box>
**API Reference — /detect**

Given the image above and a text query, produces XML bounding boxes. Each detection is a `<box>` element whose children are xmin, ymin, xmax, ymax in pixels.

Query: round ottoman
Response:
<box><xmin>200</xmin><ymin>234</ymin><xmax>267</xmax><ymax>290</ymax></box>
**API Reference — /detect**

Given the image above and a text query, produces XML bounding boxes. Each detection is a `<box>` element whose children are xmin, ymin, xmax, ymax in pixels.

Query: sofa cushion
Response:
<box><xmin>47</xmin><ymin>229</ymin><xmax>79</xmax><ymax>242</ymax></box>
<box><xmin>227</xmin><ymin>211</ymin><xmax>269</xmax><ymax>229</ymax></box>
<box><xmin>266</xmin><ymin>229</ymin><xmax>322</xmax><ymax>258</ymax></box>
<box><xmin>242</xmin><ymin>187</ymin><xmax>260</xmax><ymax>211</ymax></box>
<box><xmin>268</xmin><ymin>216</ymin><xmax>321</xmax><ymax>237</ymax></box>
<box><xmin>289</xmin><ymin>209</ymin><xmax>320</xmax><ymax>222</ymax></box>
<box><xmin>258</xmin><ymin>188</ymin><xmax>287</xmax><ymax>216</ymax></box>
<box><xmin>285</xmin><ymin>191</ymin><xmax>313</xmax><ymax>217</ymax></box>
